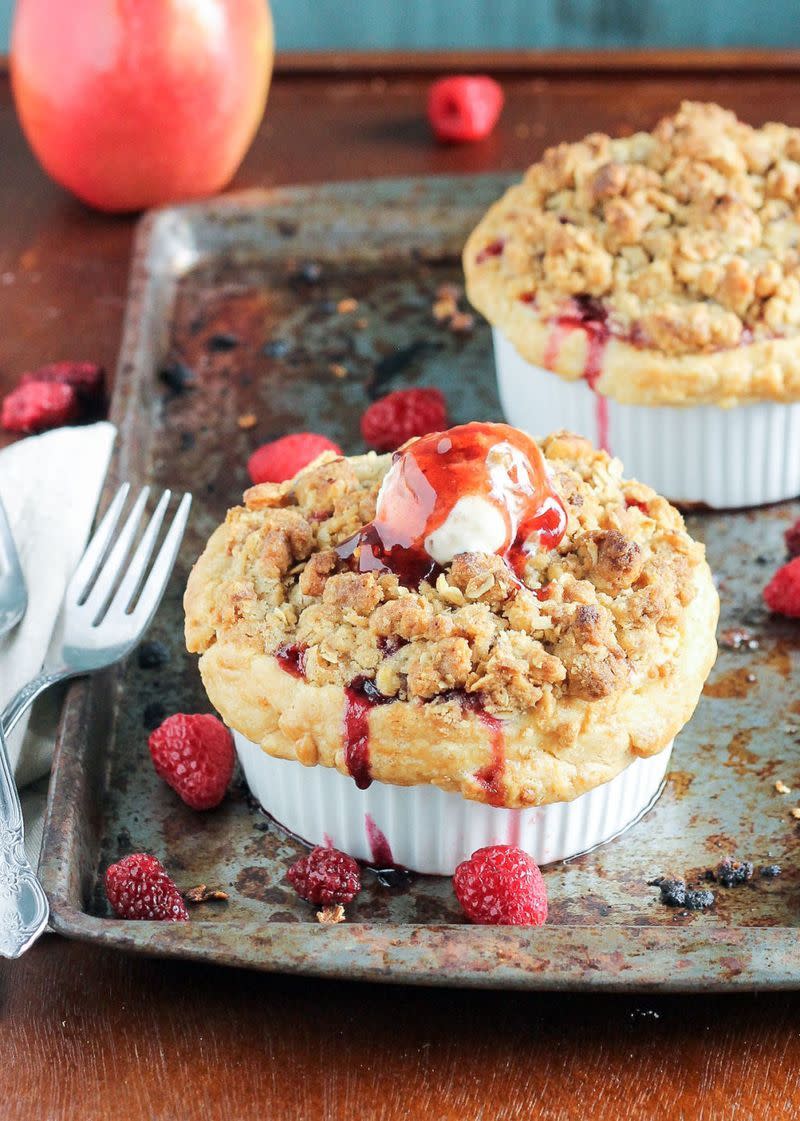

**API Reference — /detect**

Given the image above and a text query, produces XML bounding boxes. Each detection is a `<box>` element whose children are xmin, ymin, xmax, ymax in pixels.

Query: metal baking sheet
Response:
<box><xmin>39</xmin><ymin>177</ymin><xmax>800</xmax><ymax>990</ymax></box>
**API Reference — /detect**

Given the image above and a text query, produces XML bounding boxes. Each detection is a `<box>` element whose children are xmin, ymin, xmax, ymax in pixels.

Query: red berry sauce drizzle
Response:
<box><xmin>274</xmin><ymin>642</ymin><xmax>307</xmax><ymax>678</ymax></box>
<box><xmin>364</xmin><ymin>813</ymin><xmax>394</xmax><ymax>865</ymax></box>
<box><xmin>540</xmin><ymin>295</ymin><xmax>611</xmax><ymax>452</ymax></box>
<box><xmin>281</xmin><ymin>423</ymin><xmax>568</xmax><ymax>795</ymax></box>
<box><xmin>475</xmin><ymin>237</ymin><xmax>505</xmax><ymax>264</ymax></box>
<box><xmin>458</xmin><ymin>692</ymin><xmax>506</xmax><ymax>806</ymax></box>
<box><xmin>343</xmin><ymin>676</ymin><xmax>394</xmax><ymax>789</ymax></box>
<box><xmin>336</xmin><ymin>421</ymin><xmax>567</xmax><ymax>585</ymax></box>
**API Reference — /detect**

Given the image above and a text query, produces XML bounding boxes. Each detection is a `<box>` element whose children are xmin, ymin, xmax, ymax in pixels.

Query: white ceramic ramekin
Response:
<box><xmin>493</xmin><ymin>327</ymin><xmax>800</xmax><ymax>508</ymax></box>
<box><xmin>234</xmin><ymin>730</ymin><xmax>672</xmax><ymax>875</ymax></box>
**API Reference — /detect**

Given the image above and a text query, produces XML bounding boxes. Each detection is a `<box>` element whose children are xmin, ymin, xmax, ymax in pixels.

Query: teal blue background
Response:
<box><xmin>1</xmin><ymin>0</ymin><xmax>798</xmax><ymax>52</ymax></box>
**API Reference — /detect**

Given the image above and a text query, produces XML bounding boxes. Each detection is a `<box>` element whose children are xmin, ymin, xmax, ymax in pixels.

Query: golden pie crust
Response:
<box><xmin>464</xmin><ymin>101</ymin><xmax>800</xmax><ymax>407</ymax></box>
<box><xmin>185</xmin><ymin>436</ymin><xmax>718</xmax><ymax>808</ymax></box>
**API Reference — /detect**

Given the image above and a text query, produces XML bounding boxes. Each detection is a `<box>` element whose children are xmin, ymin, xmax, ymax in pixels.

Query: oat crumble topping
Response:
<box><xmin>188</xmin><ymin>435</ymin><xmax>704</xmax><ymax>717</ymax></box>
<box><xmin>466</xmin><ymin>101</ymin><xmax>800</xmax><ymax>355</ymax></box>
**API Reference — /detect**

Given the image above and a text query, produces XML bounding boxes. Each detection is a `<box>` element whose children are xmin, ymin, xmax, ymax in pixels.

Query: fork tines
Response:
<box><xmin>70</xmin><ymin>485</ymin><xmax>191</xmax><ymax>627</ymax></box>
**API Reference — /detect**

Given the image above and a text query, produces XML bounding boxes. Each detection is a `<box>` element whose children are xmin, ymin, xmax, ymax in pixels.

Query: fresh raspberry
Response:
<box><xmin>1</xmin><ymin>380</ymin><xmax>80</xmax><ymax>433</ymax></box>
<box><xmin>247</xmin><ymin>432</ymin><xmax>342</xmax><ymax>485</ymax></box>
<box><xmin>148</xmin><ymin>713</ymin><xmax>235</xmax><ymax>811</ymax></box>
<box><xmin>360</xmin><ymin>387</ymin><xmax>448</xmax><ymax>452</ymax></box>
<box><xmin>105</xmin><ymin>853</ymin><xmax>189</xmax><ymax>921</ymax></box>
<box><xmin>21</xmin><ymin>361</ymin><xmax>106</xmax><ymax>409</ymax></box>
<box><xmin>453</xmin><ymin>845</ymin><xmax>548</xmax><ymax>926</ymax></box>
<box><xmin>785</xmin><ymin>518</ymin><xmax>800</xmax><ymax>558</ymax></box>
<box><xmin>764</xmin><ymin>557</ymin><xmax>800</xmax><ymax>618</ymax></box>
<box><xmin>287</xmin><ymin>846</ymin><xmax>361</xmax><ymax>905</ymax></box>
<box><xmin>427</xmin><ymin>75</ymin><xmax>504</xmax><ymax>144</ymax></box>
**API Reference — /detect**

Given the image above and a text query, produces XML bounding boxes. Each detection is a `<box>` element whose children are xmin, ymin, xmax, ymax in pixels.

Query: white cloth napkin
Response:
<box><xmin>0</xmin><ymin>422</ymin><xmax>116</xmax><ymax>863</ymax></box>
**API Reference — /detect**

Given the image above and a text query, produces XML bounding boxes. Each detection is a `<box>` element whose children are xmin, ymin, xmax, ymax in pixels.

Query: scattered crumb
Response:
<box><xmin>353</xmin><ymin>317</ymin><xmax>368</xmax><ymax>330</ymax></box>
<box><xmin>329</xmin><ymin>362</ymin><xmax>349</xmax><ymax>379</ymax></box>
<box><xmin>759</xmin><ymin>864</ymin><xmax>782</xmax><ymax>878</ymax></box>
<box><xmin>450</xmin><ymin>311</ymin><xmax>475</xmax><ymax>334</ymax></box>
<box><xmin>719</xmin><ymin>627</ymin><xmax>760</xmax><ymax>651</ymax></box>
<box><xmin>790</xmin><ymin>807</ymin><xmax>800</xmax><ymax>819</ymax></box>
<box><xmin>433</xmin><ymin>282</ymin><xmax>474</xmax><ymax>332</ymax></box>
<box><xmin>776</xmin><ymin>780</ymin><xmax>791</xmax><ymax>794</ymax></box>
<box><xmin>746</xmin><ymin>673</ymin><xmax>756</xmax><ymax>683</ymax></box>
<box><xmin>183</xmin><ymin>884</ymin><xmax>229</xmax><ymax>904</ymax></box>
<box><xmin>436</xmin><ymin>282</ymin><xmax>461</xmax><ymax>302</ymax></box>
<box><xmin>432</xmin><ymin>295</ymin><xmax>458</xmax><ymax>322</ymax></box>
<box><xmin>317</xmin><ymin>904</ymin><xmax>345</xmax><ymax>925</ymax></box>
<box><xmin>337</xmin><ymin>297</ymin><xmax>359</xmax><ymax>315</ymax></box>
<box><xmin>237</xmin><ymin>413</ymin><xmax>257</xmax><ymax>430</ymax></box>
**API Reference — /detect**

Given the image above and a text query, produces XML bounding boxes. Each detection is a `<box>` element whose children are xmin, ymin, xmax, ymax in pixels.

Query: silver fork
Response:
<box><xmin>0</xmin><ymin>484</ymin><xmax>191</xmax><ymax>957</ymax></box>
<box><xmin>0</xmin><ymin>498</ymin><xmax>27</xmax><ymax>635</ymax></box>
<box><xmin>0</xmin><ymin>497</ymin><xmax>41</xmax><ymax>959</ymax></box>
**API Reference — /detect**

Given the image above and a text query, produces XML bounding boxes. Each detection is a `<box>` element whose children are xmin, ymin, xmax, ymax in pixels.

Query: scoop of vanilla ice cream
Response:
<box><xmin>424</xmin><ymin>495</ymin><xmax>507</xmax><ymax>565</ymax></box>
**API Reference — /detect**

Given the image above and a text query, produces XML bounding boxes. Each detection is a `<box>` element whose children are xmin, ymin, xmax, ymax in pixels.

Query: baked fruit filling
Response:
<box><xmin>185</xmin><ymin>424</ymin><xmax>718</xmax><ymax>806</ymax></box>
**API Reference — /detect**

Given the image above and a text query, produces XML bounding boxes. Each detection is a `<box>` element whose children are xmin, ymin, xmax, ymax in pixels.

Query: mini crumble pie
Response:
<box><xmin>185</xmin><ymin>432</ymin><xmax>718</xmax><ymax>808</ymax></box>
<box><xmin>464</xmin><ymin>101</ymin><xmax>800</xmax><ymax>407</ymax></box>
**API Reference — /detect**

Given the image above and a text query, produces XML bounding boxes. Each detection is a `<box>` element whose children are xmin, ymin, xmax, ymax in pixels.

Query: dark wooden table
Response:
<box><xmin>2</xmin><ymin>51</ymin><xmax>800</xmax><ymax>1120</ymax></box>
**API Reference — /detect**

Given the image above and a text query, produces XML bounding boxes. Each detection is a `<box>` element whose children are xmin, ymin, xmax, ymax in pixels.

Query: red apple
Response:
<box><xmin>11</xmin><ymin>0</ymin><xmax>274</xmax><ymax>212</ymax></box>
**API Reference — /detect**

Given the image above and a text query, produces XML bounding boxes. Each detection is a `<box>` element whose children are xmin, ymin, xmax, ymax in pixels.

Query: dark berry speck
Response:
<box><xmin>206</xmin><ymin>332</ymin><xmax>240</xmax><ymax>352</ymax></box>
<box><xmin>159</xmin><ymin>360</ymin><xmax>195</xmax><ymax>394</ymax></box>
<box><xmin>291</xmin><ymin>261</ymin><xmax>322</xmax><ymax>285</ymax></box>
<box><xmin>263</xmin><ymin>339</ymin><xmax>291</xmax><ymax>358</ymax></box>
<box><xmin>650</xmin><ymin>876</ymin><xmax>715</xmax><ymax>910</ymax></box>
<box><xmin>137</xmin><ymin>640</ymin><xmax>170</xmax><ymax>670</ymax></box>
<box><xmin>713</xmin><ymin>858</ymin><xmax>754</xmax><ymax>887</ymax></box>
<box><xmin>759</xmin><ymin>864</ymin><xmax>782</xmax><ymax>878</ymax></box>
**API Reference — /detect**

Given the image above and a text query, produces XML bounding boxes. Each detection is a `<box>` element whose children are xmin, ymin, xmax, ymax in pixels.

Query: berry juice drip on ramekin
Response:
<box><xmin>337</xmin><ymin>421</ymin><xmax>567</xmax><ymax>586</ymax></box>
<box><xmin>542</xmin><ymin>296</ymin><xmax>611</xmax><ymax>452</ymax></box>
<box><xmin>364</xmin><ymin>813</ymin><xmax>395</xmax><ymax>865</ymax></box>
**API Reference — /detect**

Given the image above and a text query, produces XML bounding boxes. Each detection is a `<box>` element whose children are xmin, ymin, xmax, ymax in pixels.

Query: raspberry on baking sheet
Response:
<box><xmin>287</xmin><ymin>845</ymin><xmax>361</xmax><ymax>906</ymax></box>
<box><xmin>105</xmin><ymin>853</ymin><xmax>189</xmax><ymax>922</ymax></box>
<box><xmin>360</xmin><ymin>387</ymin><xmax>448</xmax><ymax>452</ymax></box>
<box><xmin>248</xmin><ymin>432</ymin><xmax>343</xmax><ymax>485</ymax></box>
<box><xmin>764</xmin><ymin>557</ymin><xmax>800</xmax><ymax>618</ymax></box>
<box><xmin>453</xmin><ymin>844</ymin><xmax>548</xmax><ymax>926</ymax></box>
<box><xmin>148</xmin><ymin>713</ymin><xmax>235</xmax><ymax>811</ymax></box>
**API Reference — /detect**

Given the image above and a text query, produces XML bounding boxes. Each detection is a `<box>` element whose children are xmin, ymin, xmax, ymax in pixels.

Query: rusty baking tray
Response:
<box><xmin>39</xmin><ymin>177</ymin><xmax>800</xmax><ymax>990</ymax></box>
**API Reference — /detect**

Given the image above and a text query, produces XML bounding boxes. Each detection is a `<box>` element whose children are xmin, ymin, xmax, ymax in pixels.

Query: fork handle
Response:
<box><xmin>0</xmin><ymin>722</ymin><xmax>50</xmax><ymax>957</ymax></box>
<box><xmin>1</xmin><ymin>671</ymin><xmax>70</xmax><ymax>740</ymax></box>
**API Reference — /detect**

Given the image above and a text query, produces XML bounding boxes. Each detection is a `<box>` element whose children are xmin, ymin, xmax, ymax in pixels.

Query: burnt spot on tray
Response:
<box><xmin>205</xmin><ymin>332</ymin><xmax>240</xmax><ymax>352</ymax></box>
<box><xmin>142</xmin><ymin>701</ymin><xmax>167</xmax><ymax>731</ymax></box>
<box><xmin>137</xmin><ymin>640</ymin><xmax>171</xmax><ymax>670</ymax></box>
<box><xmin>367</xmin><ymin>339</ymin><xmax>443</xmax><ymax>399</ymax></box>
<box><xmin>159</xmin><ymin>358</ymin><xmax>196</xmax><ymax>394</ymax></box>
<box><xmin>235</xmin><ymin>865</ymin><xmax>290</xmax><ymax>904</ymax></box>
<box><xmin>703</xmin><ymin>666</ymin><xmax>759</xmax><ymax>699</ymax></box>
